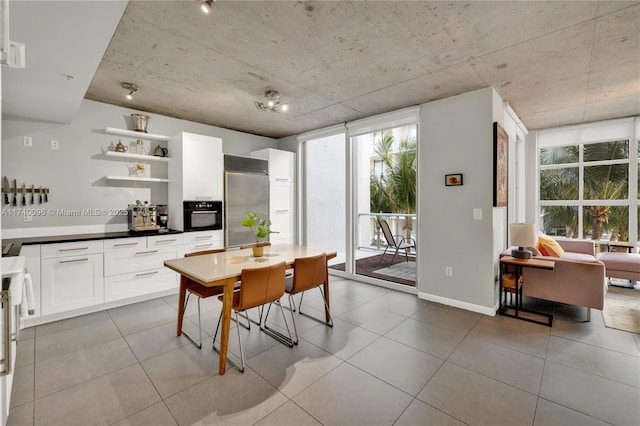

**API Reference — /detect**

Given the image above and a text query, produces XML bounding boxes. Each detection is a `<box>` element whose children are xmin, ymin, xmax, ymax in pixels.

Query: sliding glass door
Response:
<box><xmin>350</xmin><ymin>124</ymin><xmax>417</xmax><ymax>287</ymax></box>
<box><xmin>301</xmin><ymin>133</ymin><xmax>346</xmax><ymax>267</ymax></box>
<box><xmin>300</xmin><ymin>107</ymin><xmax>419</xmax><ymax>291</ymax></box>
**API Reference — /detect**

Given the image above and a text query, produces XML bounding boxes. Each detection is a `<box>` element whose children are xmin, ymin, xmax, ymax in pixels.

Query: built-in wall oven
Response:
<box><xmin>183</xmin><ymin>201</ymin><xmax>223</xmax><ymax>232</ymax></box>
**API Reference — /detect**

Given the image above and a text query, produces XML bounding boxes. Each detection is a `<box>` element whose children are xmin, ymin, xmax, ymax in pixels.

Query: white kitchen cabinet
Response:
<box><xmin>178</xmin><ymin>230</ymin><xmax>223</xmax><ymax>257</ymax></box>
<box><xmin>41</xmin><ymin>240</ymin><xmax>103</xmax><ymax>259</ymax></box>
<box><xmin>41</xmin><ymin>253</ymin><xmax>104</xmax><ymax>315</ymax></box>
<box><xmin>169</xmin><ymin>132</ymin><xmax>223</xmax><ymax>231</ymax></box>
<box><xmin>251</xmin><ymin>149</ymin><xmax>296</xmax><ymax>244</ymax></box>
<box><xmin>20</xmin><ymin>244</ymin><xmax>41</xmax><ymax>319</ymax></box>
<box><xmin>104</xmin><ymin>236</ymin><xmax>180</xmax><ymax>303</ymax></box>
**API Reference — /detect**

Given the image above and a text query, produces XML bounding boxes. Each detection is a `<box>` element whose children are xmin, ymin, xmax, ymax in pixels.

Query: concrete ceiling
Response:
<box><xmin>4</xmin><ymin>1</ymin><xmax>640</xmax><ymax>139</ymax></box>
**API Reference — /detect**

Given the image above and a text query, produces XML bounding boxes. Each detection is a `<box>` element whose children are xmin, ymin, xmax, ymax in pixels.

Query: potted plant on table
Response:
<box><xmin>240</xmin><ymin>211</ymin><xmax>277</xmax><ymax>257</ymax></box>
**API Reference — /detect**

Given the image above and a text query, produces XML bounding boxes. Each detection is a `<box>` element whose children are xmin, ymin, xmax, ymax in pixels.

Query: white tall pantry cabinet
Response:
<box><xmin>168</xmin><ymin>132</ymin><xmax>223</xmax><ymax>231</ymax></box>
<box><xmin>251</xmin><ymin>149</ymin><xmax>296</xmax><ymax>245</ymax></box>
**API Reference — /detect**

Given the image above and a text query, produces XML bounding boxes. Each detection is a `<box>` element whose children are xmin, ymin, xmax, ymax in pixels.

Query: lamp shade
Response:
<box><xmin>510</xmin><ymin>223</ymin><xmax>536</xmax><ymax>248</ymax></box>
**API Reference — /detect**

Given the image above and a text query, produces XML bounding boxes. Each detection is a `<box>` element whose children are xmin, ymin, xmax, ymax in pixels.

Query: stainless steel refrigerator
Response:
<box><xmin>224</xmin><ymin>155</ymin><xmax>270</xmax><ymax>248</ymax></box>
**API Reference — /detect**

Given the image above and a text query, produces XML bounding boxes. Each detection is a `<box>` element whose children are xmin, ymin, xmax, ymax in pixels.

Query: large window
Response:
<box><xmin>539</xmin><ymin>139</ymin><xmax>634</xmax><ymax>241</ymax></box>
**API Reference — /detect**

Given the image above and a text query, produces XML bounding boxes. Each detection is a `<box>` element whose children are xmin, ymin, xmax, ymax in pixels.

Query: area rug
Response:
<box><xmin>373</xmin><ymin>262</ymin><xmax>416</xmax><ymax>282</ymax></box>
<box><xmin>602</xmin><ymin>286</ymin><xmax>640</xmax><ymax>334</ymax></box>
<box><xmin>330</xmin><ymin>253</ymin><xmax>416</xmax><ymax>286</ymax></box>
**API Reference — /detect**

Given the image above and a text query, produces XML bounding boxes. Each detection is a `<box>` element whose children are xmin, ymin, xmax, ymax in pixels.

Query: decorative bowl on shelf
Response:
<box><xmin>131</xmin><ymin>114</ymin><xmax>150</xmax><ymax>133</ymax></box>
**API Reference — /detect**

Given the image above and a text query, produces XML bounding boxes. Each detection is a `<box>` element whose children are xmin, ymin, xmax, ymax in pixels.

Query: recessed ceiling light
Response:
<box><xmin>201</xmin><ymin>0</ymin><xmax>215</xmax><ymax>14</ymax></box>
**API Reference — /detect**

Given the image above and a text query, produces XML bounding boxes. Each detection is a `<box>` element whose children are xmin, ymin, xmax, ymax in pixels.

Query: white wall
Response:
<box><xmin>418</xmin><ymin>87</ymin><xmax>505</xmax><ymax>314</ymax></box>
<box><xmin>1</xmin><ymin>99</ymin><xmax>276</xmax><ymax>230</ymax></box>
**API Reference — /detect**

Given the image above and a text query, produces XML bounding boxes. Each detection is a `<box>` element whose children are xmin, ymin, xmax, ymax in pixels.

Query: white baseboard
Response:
<box><xmin>417</xmin><ymin>291</ymin><xmax>497</xmax><ymax>317</ymax></box>
<box><xmin>21</xmin><ymin>288</ymin><xmax>178</xmax><ymax>328</ymax></box>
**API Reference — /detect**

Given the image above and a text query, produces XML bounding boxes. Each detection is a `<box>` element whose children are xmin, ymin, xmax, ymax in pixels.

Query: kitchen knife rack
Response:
<box><xmin>1</xmin><ymin>187</ymin><xmax>48</xmax><ymax>194</ymax></box>
<box><xmin>2</xmin><ymin>177</ymin><xmax>50</xmax><ymax>205</ymax></box>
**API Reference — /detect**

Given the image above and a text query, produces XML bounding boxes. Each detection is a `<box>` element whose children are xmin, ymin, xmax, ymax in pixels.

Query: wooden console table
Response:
<box><xmin>499</xmin><ymin>256</ymin><xmax>555</xmax><ymax>327</ymax></box>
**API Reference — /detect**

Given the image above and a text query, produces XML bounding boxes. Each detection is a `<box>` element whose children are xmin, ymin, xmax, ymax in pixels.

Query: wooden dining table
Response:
<box><xmin>163</xmin><ymin>244</ymin><xmax>336</xmax><ymax>375</ymax></box>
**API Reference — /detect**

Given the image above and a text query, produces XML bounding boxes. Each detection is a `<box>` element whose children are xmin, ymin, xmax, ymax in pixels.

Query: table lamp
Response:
<box><xmin>510</xmin><ymin>223</ymin><xmax>536</xmax><ymax>259</ymax></box>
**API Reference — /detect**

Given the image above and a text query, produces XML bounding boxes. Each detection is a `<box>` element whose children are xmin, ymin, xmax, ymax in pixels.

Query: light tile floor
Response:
<box><xmin>7</xmin><ymin>276</ymin><xmax>640</xmax><ymax>426</ymax></box>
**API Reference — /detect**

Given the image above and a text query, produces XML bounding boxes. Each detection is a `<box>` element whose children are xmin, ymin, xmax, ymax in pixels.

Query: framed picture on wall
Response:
<box><xmin>493</xmin><ymin>122</ymin><xmax>508</xmax><ymax>207</ymax></box>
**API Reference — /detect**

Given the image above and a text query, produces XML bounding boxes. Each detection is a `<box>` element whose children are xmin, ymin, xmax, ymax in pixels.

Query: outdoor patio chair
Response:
<box><xmin>377</xmin><ymin>218</ymin><xmax>416</xmax><ymax>265</ymax></box>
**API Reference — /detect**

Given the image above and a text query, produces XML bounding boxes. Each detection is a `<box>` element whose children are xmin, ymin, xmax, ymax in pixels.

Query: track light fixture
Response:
<box><xmin>201</xmin><ymin>0</ymin><xmax>215</xmax><ymax>14</ymax></box>
<box><xmin>122</xmin><ymin>82</ymin><xmax>138</xmax><ymax>100</ymax></box>
<box><xmin>255</xmin><ymin>90</ymin><xmax>289</xmax><ymax>113</ymax></box>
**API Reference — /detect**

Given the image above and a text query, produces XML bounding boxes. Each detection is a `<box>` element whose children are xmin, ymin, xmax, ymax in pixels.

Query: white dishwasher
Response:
<box><xmin>0</xmin><ymin>256</ymin><xmax>25</xmax><ymax>426</ymax></box>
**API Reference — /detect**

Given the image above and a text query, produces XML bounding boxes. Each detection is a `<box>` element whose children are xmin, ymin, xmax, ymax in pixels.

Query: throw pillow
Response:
<box><xmin>537</xmin><ymin>235</ymin><xmax>565</xmax><ymax>257</ymax></box>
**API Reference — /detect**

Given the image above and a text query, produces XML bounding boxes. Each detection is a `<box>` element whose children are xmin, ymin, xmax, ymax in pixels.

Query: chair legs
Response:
<box><xmin>182</xmin><ymin>292</ymin><xmax>250</xmax><ymax>349</ymax></box>
<box><xmin>266</xmin><ymin>287</ymin><xmax>333</xmax><ymax>345</ymax></box>
<box><xmin>213</xmin><ymin>303</ymin><xmax>294</xmax><ymax>373</ymax></box>
<box><xmin>377</xmin><ymin>246</ymin><xmax>390</xmax><ymax>264</ymax></box>
<box><xmin>181</xmin><ymin>293</ymin><xmax>204</xmax><ymax>348</ymax></box>
<box><xmin>262</xmin><ymin>300</ymin><xmax>295</xmax><ymax>347</ymax></box>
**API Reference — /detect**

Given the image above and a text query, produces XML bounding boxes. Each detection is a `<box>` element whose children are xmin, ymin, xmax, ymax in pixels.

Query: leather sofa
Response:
<box><xmin>502</xmin><ymin>239</ymin><xmax>607</xmax><ymax>319</ymax></box>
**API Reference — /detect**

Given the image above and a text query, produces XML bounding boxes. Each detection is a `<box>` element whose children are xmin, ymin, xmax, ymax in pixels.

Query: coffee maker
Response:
<box><xmin>156</xmin><ymin>204</ymin><xmax>168</xmax><ymax>231</ymax></box>
<box><xmin>128</xmin><ymin>200</ymin><xmax>160</xmax><ymax>232</ymax></box>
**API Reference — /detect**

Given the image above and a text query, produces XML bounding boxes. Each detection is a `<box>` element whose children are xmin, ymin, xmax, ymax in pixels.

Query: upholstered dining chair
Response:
<box><xmin>377</xmin><ymin>218</ymin><xmax>416</xmax><ymax>265</ymax></box>
<box><xmin>181</xmin><ymin>248</ymin><xmax>227</xmax><ymax>348</ymax></box>
<box><xmin>212</xmin><ymin>261</ymin><xmax>293</xmax><ymax>372</ymax></box>
<box><xmin>264</xmin><ymin>252</ymin><xmax>332</xmax><ymax>345</ymax></box>
<box><xmin>181</xmin><ymin>248</ymin><xmax>249</xmax><ymax>348</ymax></box>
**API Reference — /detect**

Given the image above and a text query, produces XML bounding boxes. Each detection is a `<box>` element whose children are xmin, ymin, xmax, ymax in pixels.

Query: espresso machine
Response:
<box><xmin>128</xmin><ymin>200</ymin><xmax>160</xmax><ymax>232</ymax></box>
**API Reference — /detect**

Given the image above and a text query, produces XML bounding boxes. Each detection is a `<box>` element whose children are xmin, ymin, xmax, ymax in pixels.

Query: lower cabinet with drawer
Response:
<box><xmin>178</xmin><ymin>230</ymin><xmax>223</xmax><ymax>256</ymax></box>
<box><xmin>41</xmin><ymin>253</ymin><xmax>104</xmax><ymax>315</ymax></box>
<box><xmin>104</xmin><ymin>237</ymin><xmax>180</xmax><ymax>303</ymax></box>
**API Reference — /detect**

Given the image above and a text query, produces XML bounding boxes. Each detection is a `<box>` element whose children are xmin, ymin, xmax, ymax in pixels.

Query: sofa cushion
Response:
<box><xmin>561</xmin><ymin>252</ymin><xmax>598</xmax><ymax>263</ymax></box>
<box><xmin>537</xmin><ymin>235</ymin><xmax>566</xmax><ymax>257</ymax></box>
<box><xmin>597</xmin><ymin>252</ymin><xmax>640</xmax><ymax>272</ymax></box>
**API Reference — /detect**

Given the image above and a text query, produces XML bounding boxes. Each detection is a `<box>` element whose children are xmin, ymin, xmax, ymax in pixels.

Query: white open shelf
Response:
<box><xmin>105</xmin><ymin>127</ymin><xmax>170</xmax><ymax>142</ymax></box>
<box><xmin>105</xmin><ymin>176</ymin><xmax>170</xmax><ymax>183</ymax></box>
<box><xmin>104</xmin><ymin>151</ymin><xmax>170</xmax><ymax>163</ymax></box>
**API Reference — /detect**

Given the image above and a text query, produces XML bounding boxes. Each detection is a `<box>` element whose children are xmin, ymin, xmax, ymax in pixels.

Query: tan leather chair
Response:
<box><xmin>181</xmin><ymin>249</ymin><xmax>226</xmax><ymax>348</ymax></box>
<box><xmin>212</xmin><ymin>261</ymin><xmax>293</xmax><ymax>372</ymax></box>
<box><xmin>181</xmin><ymin>249</ymin><xmax>250</xmax><ymax>348</ymax></box>
<box><xmin>265</xmin><ymin>252</ymin><xmax>332</xmax><ymax>345</ymax></box>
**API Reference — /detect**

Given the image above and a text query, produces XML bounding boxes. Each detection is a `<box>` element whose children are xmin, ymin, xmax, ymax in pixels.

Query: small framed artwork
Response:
<box><xmin>445</xmin><ymin>173</ymin><xmax>463</xmax><ymax>186</ymax></box>
<box><xmin>493</xmin><ymin>122</ymin><xmax>508</xmax><ymax>207</ymax></box>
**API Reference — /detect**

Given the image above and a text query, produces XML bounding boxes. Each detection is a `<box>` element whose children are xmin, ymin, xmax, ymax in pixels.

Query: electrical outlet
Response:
<box><xmin>23</xmin><ymin>136</ymin><xmax>32</xmax><ymax>147</ymax></box>
<box><xmin>473</xmin><ymin>208</ymin><xmax>482</xmax><ymax>220</ymax></box>
<box><xmin>22</xmin><ymin>215</ymin><xmax>32</xmax><ymax>223</ymax></box>
<box><xmin>445</xmin><ymin>266</ymin><xmax>453</xmax><ymax>276</ymax></box>
<box><xmin>50</xmin><ymin>139</ymin><xmax>59</xmax><ymax>150</ymax></box>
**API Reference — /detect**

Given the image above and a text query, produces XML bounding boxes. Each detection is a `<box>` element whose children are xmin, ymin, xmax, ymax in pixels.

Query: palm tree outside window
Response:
<box><xmin>539</xmin><ymin>139</ymin><xmax>631</xmax><ymax>242</ymax></box>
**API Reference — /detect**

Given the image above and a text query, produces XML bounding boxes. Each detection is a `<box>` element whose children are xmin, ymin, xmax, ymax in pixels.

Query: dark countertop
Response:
<box><xmin>2</xmin><ymin>229</ymin><xmax>183</xmax><ymax>257</ymax></box>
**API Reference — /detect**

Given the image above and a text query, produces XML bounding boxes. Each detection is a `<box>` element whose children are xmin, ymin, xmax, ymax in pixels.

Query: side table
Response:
<box><xmin>499</xmin><ymin>256</ymin><xmax>555</xmax><ymax>327</ymax></box>
<box><xmin>607</xmin><ymin>241</ymin><xmax>635</xmax><ymax>253</ymax></box>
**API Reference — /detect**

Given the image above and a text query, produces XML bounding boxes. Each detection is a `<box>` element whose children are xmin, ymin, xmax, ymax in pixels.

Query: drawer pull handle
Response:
<box><xmin>194</xmin><ymin>236</ymin><xmax>212</xmax><ymax>241</ymax></box>
<box><xmin>154</xmin><ymin>239</ymin><xmax>177</xmax><ymax>244</ymax></box>
<box><xmin>114</xmin><ymin>242</ymin><xmax>138</xmax><ymax>247</ymax></box>
<box><xmin>276</xmin><ymin>209</ymin><xmax>288</xmax><ymax>213</ymax></box>
<box><xmin>275</xmin><ymin>178</ymin><xmax>288</xmax><ymax>182</ymax></box>
<box><xmin>136</xmin><ymin>250</ymin><xmax>159</xmax><ymax>255</ymax></box>
<box><xmin>195</xmin><ymin>243</ymin><xmax>213</xmax><ymax>248</ymax></box>
<box><xmin>59</xmin><ymin>257</ymin><xmax>89</xmax><ymax>263</ymax></box>
<box><xmin>136</xmin><ymin>271</ymin><xmax>159</xmax><ymax>277</ymax></box>
<box><xmin>59</xmin><ymin>247</ymin><xmax>89</xmax><ymax>252</ymax></box>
